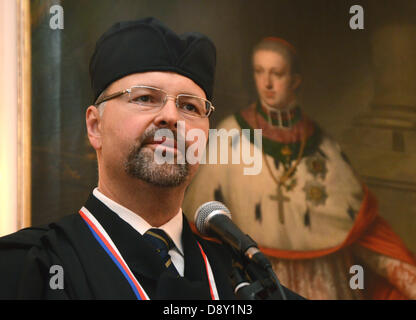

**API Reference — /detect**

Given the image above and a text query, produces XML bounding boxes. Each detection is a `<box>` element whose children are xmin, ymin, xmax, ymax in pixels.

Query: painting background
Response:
<box><xmin>30</xmin><ymin>0</ymin><xmax>416</xmax><ymax>252</ymax></box>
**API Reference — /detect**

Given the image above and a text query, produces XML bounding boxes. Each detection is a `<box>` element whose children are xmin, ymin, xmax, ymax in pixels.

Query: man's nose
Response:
<box><xmin>153</xmin><ymin>96</ymin><xmax>180</xmax><ymax>130</ymax></box>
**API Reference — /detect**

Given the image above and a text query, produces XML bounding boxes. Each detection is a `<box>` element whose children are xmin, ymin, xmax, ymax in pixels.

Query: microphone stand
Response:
<box><xmin>230</xmin><ymin>256</ymin><xmax>287</xmax><ymax>300</ymax></box>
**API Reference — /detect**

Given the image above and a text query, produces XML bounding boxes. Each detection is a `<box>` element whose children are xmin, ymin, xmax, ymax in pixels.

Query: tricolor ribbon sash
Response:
<box><xmin>197</xmin><ymin>242</ymin><xmax>219</xmax><ymax>300</ymax></box>
<box><xmin>79</xmin><ymin>207</ymin><xmax>219</xmax><ymax>300</ymax></box>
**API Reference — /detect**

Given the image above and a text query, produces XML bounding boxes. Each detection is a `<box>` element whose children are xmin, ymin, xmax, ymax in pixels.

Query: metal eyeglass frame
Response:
<box><xmin>94</xmin><ymin>85</ymin><xmax>215</xmax><ymax>118</ymax></box>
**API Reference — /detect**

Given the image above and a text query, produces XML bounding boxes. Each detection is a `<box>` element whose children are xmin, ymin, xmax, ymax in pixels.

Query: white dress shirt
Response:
<box><xmin>92</xmin><ymin>188</ymin><xmax>185</xmax><ymax>276</ymax></box>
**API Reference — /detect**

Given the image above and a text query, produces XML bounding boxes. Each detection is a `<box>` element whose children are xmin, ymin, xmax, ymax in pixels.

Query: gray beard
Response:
<box><xmin>124</xmin><ymin>143</ymin><xmax>189</xmax><ymax>188</ymax></box>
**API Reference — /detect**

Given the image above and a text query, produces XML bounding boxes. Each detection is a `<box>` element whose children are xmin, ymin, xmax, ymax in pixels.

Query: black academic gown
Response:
<box><xmin>0</xmin><ymin>194</ymin><xmax>236</xmax><ymax>300</ymax></box>
<box><xmin>0</xmin><ymin>194</ymin><xmax>304</xmax><ymax>300</ymax></box>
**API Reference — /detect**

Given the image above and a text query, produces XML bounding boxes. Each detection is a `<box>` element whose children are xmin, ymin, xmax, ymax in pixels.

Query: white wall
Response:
<box><xmin>0</xmin><ymin>0</ymin><xmax>18</xmax><ymax>236</ymax></box>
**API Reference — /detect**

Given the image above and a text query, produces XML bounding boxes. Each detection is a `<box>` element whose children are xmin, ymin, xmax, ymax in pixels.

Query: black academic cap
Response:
<box><xmin>89</xmin><ymin>17</ymin><xmax>217</xmax><ymax>102</ymax></box>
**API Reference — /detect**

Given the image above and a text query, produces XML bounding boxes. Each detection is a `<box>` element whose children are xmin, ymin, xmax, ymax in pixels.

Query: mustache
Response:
<box><xmin>140</xmin><ymin>126</ymin><xmax>186</xmax><ymax>147</ymax></box>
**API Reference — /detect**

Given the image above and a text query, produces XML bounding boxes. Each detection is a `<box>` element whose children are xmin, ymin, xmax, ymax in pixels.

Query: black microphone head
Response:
<box><xmin>194</xmin><ymin>201</ymin><xmax>231</xmax><ymax>236</ymax></box>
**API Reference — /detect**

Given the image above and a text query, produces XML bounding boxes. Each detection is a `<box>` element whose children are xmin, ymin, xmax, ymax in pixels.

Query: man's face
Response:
<box><xmin>88</xmin><ymin>71</ymin><xmax>209</xmax><ymax>187</ymax></box>
<box><xmin>253</xmin><ymin>49</ymin><xmax>300</xmax><ymax>109</ymax></box>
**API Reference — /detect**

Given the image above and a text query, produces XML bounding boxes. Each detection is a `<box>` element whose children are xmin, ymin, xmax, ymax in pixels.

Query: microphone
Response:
<box><xmin>194</xmin><ymin>201</ymin><xmax>271</xmax><ymax>270</ymax></box>
<box><xmin>195</xmin><ymin>201</ymin><xmax>288</xmax><ymax>300</ymax></box>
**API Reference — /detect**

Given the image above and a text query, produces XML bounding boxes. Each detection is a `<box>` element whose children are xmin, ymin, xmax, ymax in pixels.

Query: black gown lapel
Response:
<box><xmin>182</xmin><ymin>216</ymin><xmax>235</xmax><ymax>300</ymax></box>
<box><xmin>81</xmin><ymin>194</ymin><xmax>170</xmax><ymax>298</ymax></box>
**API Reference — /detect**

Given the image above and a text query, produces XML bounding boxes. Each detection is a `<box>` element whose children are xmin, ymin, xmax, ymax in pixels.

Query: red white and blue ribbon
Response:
<box><xmin>197</xmin><ymin>241</ymin><xmax>219</xmax><ymax>300</ymax></box>
<box><xmin>79</xmin><ymin>207</ymin><xmax>149</xmax><ymax>300</ymax></box>
<box><xmin>79</xmin><ymin>207</ymin><xmax>219</xmax><ymax>300</ymax></box>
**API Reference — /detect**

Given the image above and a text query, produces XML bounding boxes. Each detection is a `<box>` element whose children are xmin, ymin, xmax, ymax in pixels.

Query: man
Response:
<box><xmin>184</xmin><ymin>37</ymin><xmax>416</xmax><ymax>299</ymax></box>
<box><xmin>0</xmin><ymin>18</ymin><xmax>301</xmax><ymax>300</ymax></box>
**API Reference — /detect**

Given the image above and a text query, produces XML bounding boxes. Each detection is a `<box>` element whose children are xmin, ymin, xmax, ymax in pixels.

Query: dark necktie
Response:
<box><xmin>142</xmin><ymin>228</ymin><xmax>180</xmax><ymax>277</ymax></box>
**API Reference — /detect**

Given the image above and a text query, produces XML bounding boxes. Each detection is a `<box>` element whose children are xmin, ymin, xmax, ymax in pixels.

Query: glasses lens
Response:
<box><xmin>177</xmin><ymin>95</ymin><xmax>210</xmax><ymax>117</ymax></box>
<box><xmin>129</xmin><ymin>87</ymin><xmax>165</xmax><ymax>108</ymax></box>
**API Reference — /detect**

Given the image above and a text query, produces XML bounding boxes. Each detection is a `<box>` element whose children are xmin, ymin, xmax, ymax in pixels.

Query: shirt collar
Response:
<box><xmin>92</xmin><ymin>187</ymin><xmax>184</xmax><ymax>255</ymax></box>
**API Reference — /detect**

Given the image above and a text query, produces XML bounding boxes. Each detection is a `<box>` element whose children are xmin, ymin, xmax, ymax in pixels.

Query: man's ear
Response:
<box><xmin>86</xmin><ymin>105</ymin><xmax>102</xmax><ymax>151</ymax></box>
<box><xmin>291</xmin><ymin>74</ymin><xmax>302</xmax><ymax>91</ymax></box>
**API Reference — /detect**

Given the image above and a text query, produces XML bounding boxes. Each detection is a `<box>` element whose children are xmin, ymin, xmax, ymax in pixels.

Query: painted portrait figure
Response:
<box><xmin>184</xmin><ymin>37</ymin><xmax>416</xmax><ymax>299</ymax></box>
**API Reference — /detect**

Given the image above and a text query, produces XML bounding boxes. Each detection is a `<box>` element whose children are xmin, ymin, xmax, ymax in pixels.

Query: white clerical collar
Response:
<box><xmin>92</xmin><ymin>187</ymin><xmax>184</xmax><ymax>255</ymax></box>
<box><xmin>260</xmin><ymin>99</ymin><xmax>298</xmax><ymax>129</ymax></box>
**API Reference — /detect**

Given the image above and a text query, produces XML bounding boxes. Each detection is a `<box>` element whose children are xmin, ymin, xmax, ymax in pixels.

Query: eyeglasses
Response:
<box><xmin>94</xmin><ymin>85</ymin><xmax>215</xmax><ymax>118</ymax></box>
